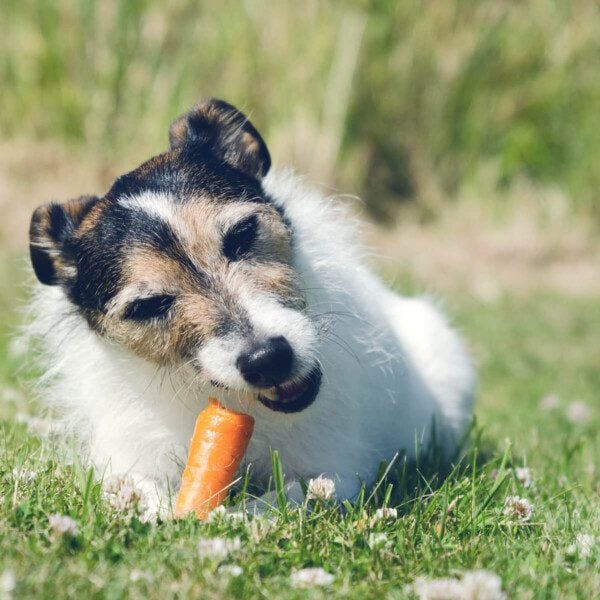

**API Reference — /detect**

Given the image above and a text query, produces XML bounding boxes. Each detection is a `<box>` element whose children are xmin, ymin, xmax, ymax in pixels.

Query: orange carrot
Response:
<box><xmin>174</xmin><ymin>397</ymin><xmax>255</xmax><ymax>519</ymax></box>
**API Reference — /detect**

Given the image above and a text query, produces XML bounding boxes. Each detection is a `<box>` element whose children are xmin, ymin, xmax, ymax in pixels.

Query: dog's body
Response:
<box><xmin>27</xmin><ymin>100</ymin><xmax>475</xmax><ymax>515</ymax></box>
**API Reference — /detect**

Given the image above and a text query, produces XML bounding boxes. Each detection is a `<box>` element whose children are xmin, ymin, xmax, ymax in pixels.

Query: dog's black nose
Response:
<box><xmin>236</xmin><ymin>336</ymin><xmax>294</xmax><ymax>388</ymax></box>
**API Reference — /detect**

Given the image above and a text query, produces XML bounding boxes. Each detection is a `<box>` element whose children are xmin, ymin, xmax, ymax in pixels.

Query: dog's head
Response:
<box><xmin>29</xmin><ymin>99</ymin><xmax>321</xmax><ymax>413</ymax></box>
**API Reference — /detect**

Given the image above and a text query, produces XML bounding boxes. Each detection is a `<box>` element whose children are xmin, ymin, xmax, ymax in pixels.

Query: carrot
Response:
<box><xmin>174</xmin><ymin>397</ymin><xmax>255</xmax><ymax>519</ymax></box>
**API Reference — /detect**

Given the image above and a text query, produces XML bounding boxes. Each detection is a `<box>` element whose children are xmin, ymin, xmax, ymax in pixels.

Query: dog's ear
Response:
<box><xmin>169</xmin><ymin>99</ymin><xmax>271</xmax><ymax>179</ymax></box>
<box><xmin>29</xmin><ymin>195</ymin><xmax>98</xmax><ymax>286</ymax></box>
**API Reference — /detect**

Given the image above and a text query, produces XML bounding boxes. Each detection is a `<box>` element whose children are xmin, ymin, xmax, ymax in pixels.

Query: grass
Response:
<box><xmin>0</xmin><ymin>266</ymin><xmax>598</xmax><ymax>598</ymax></box>
<box><xmin>1</xmin><ymin>4</ymin><xmax>599</xmax><ymax>594</ymax></box>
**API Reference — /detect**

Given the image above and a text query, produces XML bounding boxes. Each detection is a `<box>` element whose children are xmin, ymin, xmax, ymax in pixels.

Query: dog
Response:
<box><xmin>27</xmin><ymin>99</ymin><xmax>475</xmax><ymax>516</ymax></box>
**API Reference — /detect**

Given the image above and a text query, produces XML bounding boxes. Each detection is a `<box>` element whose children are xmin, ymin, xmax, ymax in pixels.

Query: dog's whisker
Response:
<box><xmin>320</xmin><ymin>332</ymin><xmax>362</xmax><ymax>366</ymax></box>
<box><xmin>168</xmin><ymin>356</ymin><xmax>200</xmax><ymax>379</ymax></box>
<box><xmin>139</xmin><ymin>364</ymin><xmax>166</xmax><ymax>398</ymax></box>
<box><xmin>169</xmin><ymin>371</ymin><xmax>205</xmax><ymax>408</ymax></box>
<box><xmin>309</xmin><ymin>309</ymin><xmax>372</xmax><ymax>327</ymax></box>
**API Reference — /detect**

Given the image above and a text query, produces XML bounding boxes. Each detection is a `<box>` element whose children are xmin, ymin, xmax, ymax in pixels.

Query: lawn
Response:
<box><xmin>0</xmin><ymin>261</ymin><xmax>597</xmax><ymax>598</ymax></box>
<box><xmin>1</xmin><ymin>1</ymin><xmax>598</xmax><ymax>596</ymax></box>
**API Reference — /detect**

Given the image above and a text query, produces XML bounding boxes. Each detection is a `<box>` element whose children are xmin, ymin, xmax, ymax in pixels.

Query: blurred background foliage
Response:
<box><xmin>1</xmin><ymin>0</ymin><xmax>599</xmax><ymax>221</ymax></box>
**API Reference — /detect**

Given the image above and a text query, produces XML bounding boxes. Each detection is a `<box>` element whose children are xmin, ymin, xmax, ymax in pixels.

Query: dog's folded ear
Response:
<box><xmin>169</xmin><ymin>99</ymin><xmax>271</xmax><ymax>180</ymax></box>
<box><xmin>29</xmin><ymin>195</ymin><xmax>99</xmax><ymax>286</ymax></box>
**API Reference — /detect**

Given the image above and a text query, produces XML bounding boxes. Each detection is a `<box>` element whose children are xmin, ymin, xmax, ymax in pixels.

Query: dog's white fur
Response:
<box><xmin>27</xmin><ymin>170</ymin><xmax>475</xmax><ymax>515</ymax></box>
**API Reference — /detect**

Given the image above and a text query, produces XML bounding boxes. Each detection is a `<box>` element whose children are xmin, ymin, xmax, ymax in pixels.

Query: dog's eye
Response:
<box><xmin>123</xmin><ymin>295</ymin><xmax>175</xmax><ymax>321</ymax></box>
<box><xmin>223</xmin><ymin>215</ymin><xmax>258</xmax><ymax>261</ymax></box>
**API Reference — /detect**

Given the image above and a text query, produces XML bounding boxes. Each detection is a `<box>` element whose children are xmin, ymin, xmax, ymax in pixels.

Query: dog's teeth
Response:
<box><xmin>261</xmin><ymin>389</ymin><xmax>278</xmax><ymax>401</ymax></box>
<box><xmin>257</xmin><ymin>377</ymin><xmax>311</xmax><ymax>404</ymax></box>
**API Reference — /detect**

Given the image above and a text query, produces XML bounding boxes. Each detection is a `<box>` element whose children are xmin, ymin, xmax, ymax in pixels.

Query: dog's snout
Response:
<box><xmin>236</xmin><ymin>336</ymin><xmax>294</xmax><ymax>388</ymax></box>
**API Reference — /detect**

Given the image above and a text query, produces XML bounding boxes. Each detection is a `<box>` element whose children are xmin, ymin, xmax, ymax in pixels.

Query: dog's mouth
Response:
<box><xmin>210</xmin><ymin>366</ymin><xmax>323</xmax><ymax>414</ymax></box>
<box><xmin>256</xmin><ymin>366</ymin><xmax>322</xmax><ymax>414</ymax></box>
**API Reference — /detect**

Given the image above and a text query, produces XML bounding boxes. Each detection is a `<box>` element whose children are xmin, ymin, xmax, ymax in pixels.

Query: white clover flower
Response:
<box><xmin>503</xmin><ymin>496</ymin><xmax>533</xmax><ymax>523</ymax></box>
<box><xmin>223</xmin><ymin>512</ymin><xmax>247</xmax><ymax>525</ymax></box>
<box><xmin>575</xmin><ymin>533</ymin><xmax>595</xmax><ymax>557</ymax></box>
<box><xmin>0</xmin><ymin>570</ymin><xmax>16</xmax><ymax>596</ymax></box>
<box><xmin>566</xmin><ymin>401</ymin><xmax>591</xmax><ymax>424</ymax></box>
<box><xmin>217</xmin><ymin>564</ymin><xmax>244</xmax><ymax>577</ymax></box>
<box><xmin>373</xmin><ymin>507</ymin><xmax>398</xmax><ymax>522</ymax></box>
<box><xmin>103</xmin><ymin>475</ymin><xmax>148</xmax><ymax>516</ymax></box>
<box><xmin>197</xmin><ymin>537</ymin><xmax>241</xmax><ymax>560</ymax></box>
<box><xmin>1</xmin><ymin>387</ymin><xmax>21</xmax><ymax>404</ymax></box>
<box><xmin>231</xmin><ymin>510</ymin><xmax>247</xmax><ymax>520</ymax></box>
<box><xmin>48</xmin><ymin>514</ymin><xmax>79</xmax><ymax>538</ymax></box>
<box><xmin>205</xmin><ymin>505</ymin><xmax>227</xmax><ymax>521</ymax></box>
<box><xmin>248</xmin><ymin>514</ymin><xmax>277</xmax><ymax>542</ymax></box>
<box><xmin>567</xmin><ymin>533</ymin><xmax>596</xmax><ymax>558</ymax></box>
<box><xmin>129</xmin><ymin>569</ymin><xmax>153</xmax><ymax>582</ymax></box>
<box><xmin>206</xmin><ymin>505</ymin><xmax>246</xmax><ymax>524</ymax></box>
<box><xmin>306</xmin><ymin>476</ymin><xmax>335</xmax><ymax>502</ymax></box>
<box><xmin>367</xmin><ymin>532</ymin><xmax>390</xmax><ymax>549</ymax></box>
<box><xmin>290</xmin><ymin>567</ymin><xmax>334</xmax><ymax>588</ymax></box>
<box><xmin>410</xmin><ymin>570</ymin><xmax>505</xmax><ymax>600</ymax></box>
<box><xmin>539</xmin><ymin>394</ymin><xmax>560</xmax><ymax>411</ymax></box>
<box><xmin>12</xmin><ymin>468</ymin><xmax>37</xmax><ymax>482</ymax></box>
<box><xmin>514</xmin><ymin>467</ymin><xmax>533</xmax><ymax>488</ymax></box>
<box><xmin>410</xmin><ymin>576</ymin><xmax>464</xmax><ymax>599</ymax></box>
<box><xmin>461</xmin><ymin>570</ymin><xmax>506</xmax><ymax>600</ymax></box>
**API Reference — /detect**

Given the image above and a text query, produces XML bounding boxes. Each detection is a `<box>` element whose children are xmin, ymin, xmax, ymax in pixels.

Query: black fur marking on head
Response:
<box><xmin>223</xmin><ymin>214</ymin><xmax>259</xmax><ymax>261</ymax></box>
<box><xmin>29</xmin><ymin>196</ymin><xmax>99</xmax><ymax>287</ymax></box>
<box><xmin>107</xmin><ymin>149</ymin><xmax>266</xmax><ymax>206</ymax></box>
<box><xmin>47</xmin><ymin>203</ymin><xmax>73</xmax><ymax>243</ymax></box>
<box><xmin>123</xmin><ymin>295</ymin><xmax>175</xmax><ymax>321</ymax></box>
<box><xmin>68</xmin><ymin>204</ymin><xmax>174</xmax><ymax>310</ymax></box>
<box><xmin>30</xmin><ymin>101</ymin><xmax>282</xmax><ymax>321</ymax></box>
<box><xmin>30</xmin><ymin>245</ymin><xmax>58</xmax><ymax>286</ymax></box>
<box><xmin>66</xmin><ymin>200</ymin><xmax>211</xmax><ymax>313</ymax></box>
<box><xmin>169</xmin><ymin>99</ymin><xmax>271</xmax><ymax>180</ymax></box>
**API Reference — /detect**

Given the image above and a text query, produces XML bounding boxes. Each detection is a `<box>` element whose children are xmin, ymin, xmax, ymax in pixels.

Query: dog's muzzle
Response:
<box><xmin>234</xmin><ymin>335</ymin><xmax>322</xmax><ymax>413</ymax></box>
<box><xmin>256</xmin><ymin>366</ymin><xmax>322</xmax><ymax>413</ymax></box>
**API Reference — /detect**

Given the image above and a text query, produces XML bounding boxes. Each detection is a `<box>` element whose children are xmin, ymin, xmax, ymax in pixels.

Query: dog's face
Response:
<box><xmin>29</xmin><ymin>100</ymin><xmax>321</xmax><ymax>413</ymax></box>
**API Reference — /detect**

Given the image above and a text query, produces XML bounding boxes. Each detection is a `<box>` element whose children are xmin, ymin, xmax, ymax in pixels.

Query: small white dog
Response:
<box><xmin>27</xmin><ymin>99</ymin><xmax>475</xmax><ymax>516</ymax></box>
